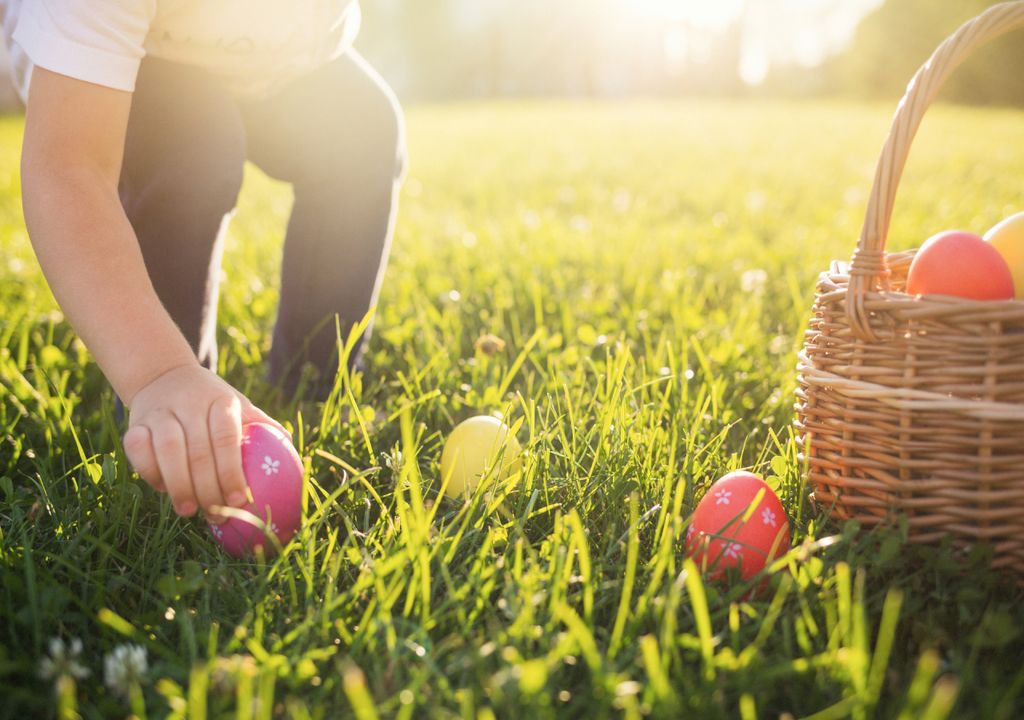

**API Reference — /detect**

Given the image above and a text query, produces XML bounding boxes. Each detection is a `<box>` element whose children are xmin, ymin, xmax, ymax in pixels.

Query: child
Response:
<box><xmin>1</xmin><ymin>1</ymin><xmax>404</xmax><ymax>523</ymax></box>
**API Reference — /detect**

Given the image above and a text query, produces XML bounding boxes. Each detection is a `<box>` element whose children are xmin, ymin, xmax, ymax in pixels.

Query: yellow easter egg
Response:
<box><xmin>984</xmin><ymin>211</ymin><xmax>1024</xmax><ymax>298</ymax></box>
<box><xmin>440</xmin><ymin>416</ymin><xmax>522</xmax><ymax>499</ymax></box>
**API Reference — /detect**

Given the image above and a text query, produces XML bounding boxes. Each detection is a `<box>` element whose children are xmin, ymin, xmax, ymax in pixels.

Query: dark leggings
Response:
<box><xmin>119</xmin><ymin>51</ymin><xmax>405</xmax><ymax>395</ymax></box>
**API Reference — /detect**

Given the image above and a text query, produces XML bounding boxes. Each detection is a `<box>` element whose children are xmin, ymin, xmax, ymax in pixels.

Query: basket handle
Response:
<box><xmin>846</xmin><ymin>1</ymin><xmax>1024</xmax><ymax>341</ymax></box>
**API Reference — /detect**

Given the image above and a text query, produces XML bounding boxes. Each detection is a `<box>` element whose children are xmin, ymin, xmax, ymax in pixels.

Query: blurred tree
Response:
<box><xmin>358</xmin><ymin>0</ymin><xmax>1021</xmax><ymax>105</ymax></box>
<box><xmin>357</xmin><ymin>0</ymin><xmax>746</xmax><ymax>100</ymax></box>
<box><xmin>833</xmin><ymin>0</ymin><xmax>1024</xmax><ymax>105</ymax></box>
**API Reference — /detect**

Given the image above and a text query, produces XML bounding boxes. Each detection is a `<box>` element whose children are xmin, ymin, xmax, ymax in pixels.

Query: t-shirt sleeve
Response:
<box><xmin>12</xmin><ymin>0</ymin><xmax>155</xmax><ymax>93</ymax></box>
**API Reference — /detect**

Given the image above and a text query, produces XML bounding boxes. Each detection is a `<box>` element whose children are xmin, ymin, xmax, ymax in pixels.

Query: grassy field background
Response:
<box><xmin>1</xmin><ymin>99</ymin><xmax>1024</xmax><ymax>718</ymax></box>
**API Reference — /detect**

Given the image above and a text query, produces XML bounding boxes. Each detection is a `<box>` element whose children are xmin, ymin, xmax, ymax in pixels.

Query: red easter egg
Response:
<box><xmin>905</xmin><ymin>230</ymin><xmax>1014</xmax><ymax>300</ymax></box>
<box><xmin>208</xmin><ymin>422</ymin><xmax>303</xmax><ymax>558</ymax></box>
<box><xmin>685</xmin><ymin>471</ymin><xmax>791</xmax><ymax>583</ymax></box>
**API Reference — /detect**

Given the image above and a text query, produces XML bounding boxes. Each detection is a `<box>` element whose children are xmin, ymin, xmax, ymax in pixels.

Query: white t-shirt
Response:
<box><xmin>0</xmin><ymin>0</ymin><xmax>360</xmax><ymax>102</ymax></box>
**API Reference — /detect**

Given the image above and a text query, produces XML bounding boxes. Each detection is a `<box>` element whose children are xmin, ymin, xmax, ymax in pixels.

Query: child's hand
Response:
<box><xmin>19</xmin><ymin>67</ymin><xmax>288</xmax><ymax>523</ymax></box>
<box><xmin>122</xmin><ymin>364</ymin><xmax>288</xmax><ymax>522</ymax></box>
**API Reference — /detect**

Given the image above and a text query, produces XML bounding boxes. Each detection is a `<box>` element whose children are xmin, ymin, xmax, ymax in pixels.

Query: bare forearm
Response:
<box><xmin>19</xmin><ymin>67</ymin><xmax>285</xmax><ymax>522</ymax></box>
<box><xmin>22</xmin><ymin>163</ymin><xmax>197</xmax><ymax>403</ymax></box>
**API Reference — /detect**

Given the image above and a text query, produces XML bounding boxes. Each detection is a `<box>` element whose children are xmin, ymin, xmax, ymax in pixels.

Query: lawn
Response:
<box><xmin>1</xmin><ymin>99</ymin><xmax>1023</xmax><ymax>719</ymax></box>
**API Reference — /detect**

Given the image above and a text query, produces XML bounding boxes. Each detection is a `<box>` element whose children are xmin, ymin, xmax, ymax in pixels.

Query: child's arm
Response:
<box><xmin>22</xmin><ymin>67</ymin><xmax>277</xmax><ymax>520</ymax></box>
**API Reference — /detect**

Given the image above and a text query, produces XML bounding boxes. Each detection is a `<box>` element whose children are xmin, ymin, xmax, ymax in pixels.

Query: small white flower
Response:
<box><xmin>741</xmin><ymin>268</ymin><xmax>768</xmax><ymax>294</ymax></box>
<box><xmin>210</xmin><ymin>523</ymin><xmax>224</xmax><ymax>539</ymax></box>
<box><xmin>714</xmin><ymin>489</ymin><xmax>732</xmax><ymax>506</ymax></box>
<box><xmin>383</xmin><ymin>449</ymin><xmax>403</xmax><ymax>472</ymax></box>
<box><xmin>686</xmin><ymin>524</ymin><xmax>696</xmax><ymax>540</ymax></box>
<box><xmin>38</xmin><ymin>637</ymin><xmax>90</xmax><ymax>682</ymax></box>
<box><xmin>241</xmin><ymin>434</ymin><xmax>252</xmax><ymax>446</ymax></box>
<box><xmin>761</xmin><ymin>508</ymin><xmax>778</xmax><ymax>527</ymax></box>
<box><xmin>723</xmin><ymin>542</ymin><xmax>743</xmax><ymax>560</ymax></box>
<box><xmin>270</xmin><ymin>521</ymin><xmax>280</xmax><ymax>536</ymax></box>
<box><xmin>261</xmin><ymin>455</ymin><xmax>280</xmax><ymax>476</ymax></box>
<box><xmin>104</xmin><ymin>643</ymin><xmax>148</xmax><ymax>699</ymax></box>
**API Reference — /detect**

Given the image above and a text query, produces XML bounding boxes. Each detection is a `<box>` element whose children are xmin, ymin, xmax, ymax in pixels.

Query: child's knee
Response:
<box><xmin>123</xmin><ymin>61</ymin><xmax>247</xmax><ymax>214</ymax></box>
<box><xmin>122</xmin><ymin>117</ymin><xmax>246</xmax><ymax>218</ymax></box>
<box><xmin>171</xmin><ymin>130</ymin><xmax>246</xmax><ymax>213</ymax></box>
<box><xmin>321</xmin><ymin>60</ymin><xmax>406</xmax><ymax>184</ymax></box>
<box><xmin>368</xmin><ymin>78</ymin><xmax>405</xmax><ymax>179</ymax></box>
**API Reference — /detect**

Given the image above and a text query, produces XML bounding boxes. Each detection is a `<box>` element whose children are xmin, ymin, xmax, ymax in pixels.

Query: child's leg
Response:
<box><xmin>120</xmin><ymin>59</ymin><xmax>247</xmax><ymax>371</ymax></box>
<box><xmin>241</xmin><ymin>50</ymin><xmax>405</xmax><ymax>394</ymax></box>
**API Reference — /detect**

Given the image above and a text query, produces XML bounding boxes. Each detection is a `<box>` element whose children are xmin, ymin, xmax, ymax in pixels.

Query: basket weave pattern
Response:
<box><xmin>795</xmin><ymin>2</ymin><xmax>1024</xmax><ymax>572</ymax></box>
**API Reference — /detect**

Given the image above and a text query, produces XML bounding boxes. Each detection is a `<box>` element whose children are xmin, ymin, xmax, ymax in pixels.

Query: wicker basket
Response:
<box><xmin>795</xmin><ymin>1</ymin><xmax>1024</xmax><ymax>573</ymax></box>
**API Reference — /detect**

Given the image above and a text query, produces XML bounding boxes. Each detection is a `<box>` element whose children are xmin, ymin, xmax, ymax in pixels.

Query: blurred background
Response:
<box><xmin>353</xmin><ymin>0</ymin><xmax>1022</xmax><ymax>104</ymax></box>
<box><xmin>0</xmin><ymin>0</ymin><xmax>1022</xmax><ymax>110</ymax></box>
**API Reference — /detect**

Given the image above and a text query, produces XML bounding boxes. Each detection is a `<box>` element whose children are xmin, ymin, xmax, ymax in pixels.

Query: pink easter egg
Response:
<box><xmin>208</xmin><ymin>422</ymin><xmax>303</xmax><ymax>558</ymax></box>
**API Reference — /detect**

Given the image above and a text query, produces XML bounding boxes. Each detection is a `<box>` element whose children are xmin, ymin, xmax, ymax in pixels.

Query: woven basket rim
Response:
<box><xmin>826</xmin><ymin>250</ymin><xmax>1024</xmax><ymax>304</ymax></box>
<box><xmin>820</xmin><ymin>280</ymin><xmax>1024</xmax><ymax>309</ymax></box>
<box><xmin>816</xmin><ymin>267</ymin><xmax>1024</xmax><ymax>320</ymax></box>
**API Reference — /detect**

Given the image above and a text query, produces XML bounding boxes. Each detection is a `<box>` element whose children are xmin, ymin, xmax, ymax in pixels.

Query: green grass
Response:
<box><xmin>2</xmin><ymin>99</ymin><xmax>1024</xmax><ymax>719</ymax></box>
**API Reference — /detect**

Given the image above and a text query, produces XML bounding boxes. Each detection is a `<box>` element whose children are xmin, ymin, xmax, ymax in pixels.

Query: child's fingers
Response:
<box><xmin>208</xmin><ymin>396</ymin><xmax>249</xmax><ymax>509</ymax></box>
<box><xmin>123</xmin><ymin>425</ymin><xmax>164</xmax><ymax>491</ymax></box>
<box><xmin>179</xmin><ymin>410</ymin><xmax>226</xmax><ymax>522</ymax></box>
<box><xmin>149</xmin><ymin>412</ymin><xmax>197</xmax><ymax>517</ymax></box>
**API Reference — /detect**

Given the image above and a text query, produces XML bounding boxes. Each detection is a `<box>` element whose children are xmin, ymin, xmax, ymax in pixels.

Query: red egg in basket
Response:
<box><xmin>905</xmin><ymin>230</ymin><xmax>1014</xmax><ymax>300</ymax></box>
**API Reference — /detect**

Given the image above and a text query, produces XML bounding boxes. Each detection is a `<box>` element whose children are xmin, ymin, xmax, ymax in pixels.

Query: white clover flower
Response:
<box><xmin>740</xmin><ymin>268</ymin><xmax>768</xmax><ymax>294</ymax></box>
<box><xmin>38</xmin><ymin>637</ymin><xmax>90</xmax><ymax>681</ymax></box>
<box><xmin>104</xmin><ymin>643</ymin><xmax>148</xmax><ymax>699</ymax></box>
<box><xmin>383</xmin><ymin>449</ymin><xmax>403</xmax><ymax>472</ymax></box>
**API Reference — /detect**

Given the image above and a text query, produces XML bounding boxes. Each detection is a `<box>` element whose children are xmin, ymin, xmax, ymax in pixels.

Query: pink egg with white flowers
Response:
<box><xmin>208</xmin><ymin>422</ymin><xmax>303</xmax><ymax>558</ymax></box>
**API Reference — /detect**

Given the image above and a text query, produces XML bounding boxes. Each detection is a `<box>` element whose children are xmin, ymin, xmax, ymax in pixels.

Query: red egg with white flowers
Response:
<box><xmin>208</xmin><ymin>422</ymin><xmax>304</xmax><ymax>558</ymax></box>
<box><xmin>905</xmin><ymin>230</ymin><xmax>1014</xmax><ymax>300</ymax></box>
<box><xmin>685</xmin><ymin>471</ymin><xmax>791</xmax><ymax>582</ymax></box>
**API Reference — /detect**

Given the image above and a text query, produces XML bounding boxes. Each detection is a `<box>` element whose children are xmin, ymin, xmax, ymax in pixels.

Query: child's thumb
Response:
<box><xmin>238</xmin><ymin>399</ymin><xmax>291</xmax><ymax>439</ymax></box>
